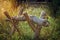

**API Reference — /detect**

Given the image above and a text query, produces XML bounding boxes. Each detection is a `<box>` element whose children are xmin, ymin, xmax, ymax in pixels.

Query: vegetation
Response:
<box><xmin>0</xmin><ymin>0</ymin><xmax>60</xmax><ymax>40</ymax></box>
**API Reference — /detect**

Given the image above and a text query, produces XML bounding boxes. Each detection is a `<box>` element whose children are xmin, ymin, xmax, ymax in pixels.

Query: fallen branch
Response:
<box><xmin>23</xmin><ymin>12</ymin><xmax>36</xmax><ymax>32</ymax></box>
<box><xmin>23</xmin><ymin>12</ymin><xmax>42</xmax><ymax>40</ymax></box>
<box><xmin>4</xmin><ymin>11</ymin><xmax>21</xmax><ymax>35</ymax></box>
<box><xmin>4</xmin><ymin>10</ymin><xmax>49</xmax><ymax>40</ymax></box>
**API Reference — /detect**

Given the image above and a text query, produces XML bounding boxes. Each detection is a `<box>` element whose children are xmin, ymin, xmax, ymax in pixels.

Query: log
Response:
<box><xmin>4</xmin><ymin>11</ymin><xmax>49</xmax><ymax>40</ymax></box>
<box><xmin>5</xmin><ymin>15</ymin><xmax>49</xmax><ymax>27</ymax></box>
<box><xmin>4</xmin><ymin>11</ymin><xmax>21</xmax><ymax>35</ymax></box>
<box><xmin>23</xmin><ymin>12</ymin><xmax>36</xmax><ymax>32</ymax></box>
<box><xmin>23</xmin><ymin>12</ymin><xmax>41</xmax><ymax>40</ymax></box>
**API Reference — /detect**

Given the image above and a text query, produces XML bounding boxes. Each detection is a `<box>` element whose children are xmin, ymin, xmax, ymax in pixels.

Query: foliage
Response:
<box><xmin>0</xmin><ymin>0</ymin><xmax>60</xmax><ymax>40</ymax></box>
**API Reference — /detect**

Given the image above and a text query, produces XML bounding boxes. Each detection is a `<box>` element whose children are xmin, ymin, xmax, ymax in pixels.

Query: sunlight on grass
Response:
<box><xmin>0</xmin><ymin>0</ymin><xmax>57</xmax><ymax>40</ymax></box>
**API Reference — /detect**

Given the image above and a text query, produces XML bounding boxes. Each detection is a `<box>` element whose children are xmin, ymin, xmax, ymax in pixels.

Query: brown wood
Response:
<box><xmin>4</xmin><ymin>11</ymin><xmax>21</xmax><ymax>35</ymax></box>
<box><xmin>23</xmin><ymin>12</ymin><xmax>36</xmax><ymax>32</ymax></box>
<box><xmin>4</xmin><ymin>11</ymin><xmax>11</xmax><ymax>20</ymax></box>
<box><xmin>23</xmin><ymin>12</ymin><xmax>41</xmax><ymax>40</ymax></box>
<box><xmin>18</xmin><ymin>7</ymin><xmax>24</xmax><ymax>15</ymax></box>
<box><xmin>4</xmin><ymin>11</ymin><xmax>46</xmax><ymax>40</ymax></box>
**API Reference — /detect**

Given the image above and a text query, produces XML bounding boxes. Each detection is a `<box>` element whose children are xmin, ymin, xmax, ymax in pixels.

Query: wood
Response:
<box><xmin>23</xmin><ymin>12</ymin><xmax>36</xmax><ymax>32</ymax></box>
<box><xmin>23</xmin><ymin>12</ymin><xmax>41</xmax><ymax>40</ymax></box>
<box><xmin>4</xmin><ymin>10</ymin><xmax>49</xmax><ymax>40</ymax></box>
<box><xmin>4</xmin><ymin>11</ymin><xmax>11</xmax><ymax>20</ymax></box>
<box><xmin>18</xmin><ymin>7</ymin><xmax>24</xmax><ymax>15</ymax></box>
<box><xmin>4</xmin><ymin>11</ymin><xmax>21</xmax><ymax>35</ymax></box>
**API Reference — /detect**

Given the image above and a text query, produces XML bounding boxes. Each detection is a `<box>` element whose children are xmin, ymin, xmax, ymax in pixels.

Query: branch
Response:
<box><xmin>4</xmin><ymin>11</ymin><xmax>11</xmax><ymax>20</ymax></box>
<box><xmin>5</xmin><ymin>16</ymin><xmax>26</xmax><ymax>21</ymax></box>
<box><xmin>18</xmin><ymin>7</ymin><xmax>24</xmax><ymax>15</ymax></box>
<box><xmin>23</xmin><ymin>12</ymin><xmax>36</xmax><ymax>32</ymax></box>
<box><xmin>4</xmin><ymin>11</ymin><xmax>21</xmax><ymax>35</ymax></box>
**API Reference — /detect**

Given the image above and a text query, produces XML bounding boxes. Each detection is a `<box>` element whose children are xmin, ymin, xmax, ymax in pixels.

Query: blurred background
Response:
<box><xmin>0</xmin><ymin>0</ymin><xmax>60</xmax><ymax>40</ymax></box>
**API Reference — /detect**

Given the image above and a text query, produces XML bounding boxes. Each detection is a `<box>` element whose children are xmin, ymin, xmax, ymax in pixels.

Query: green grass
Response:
<box><xmin>0</xmin><ymin>4</ymin><xmax>57</xmax><ymax>40</ymax></box>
